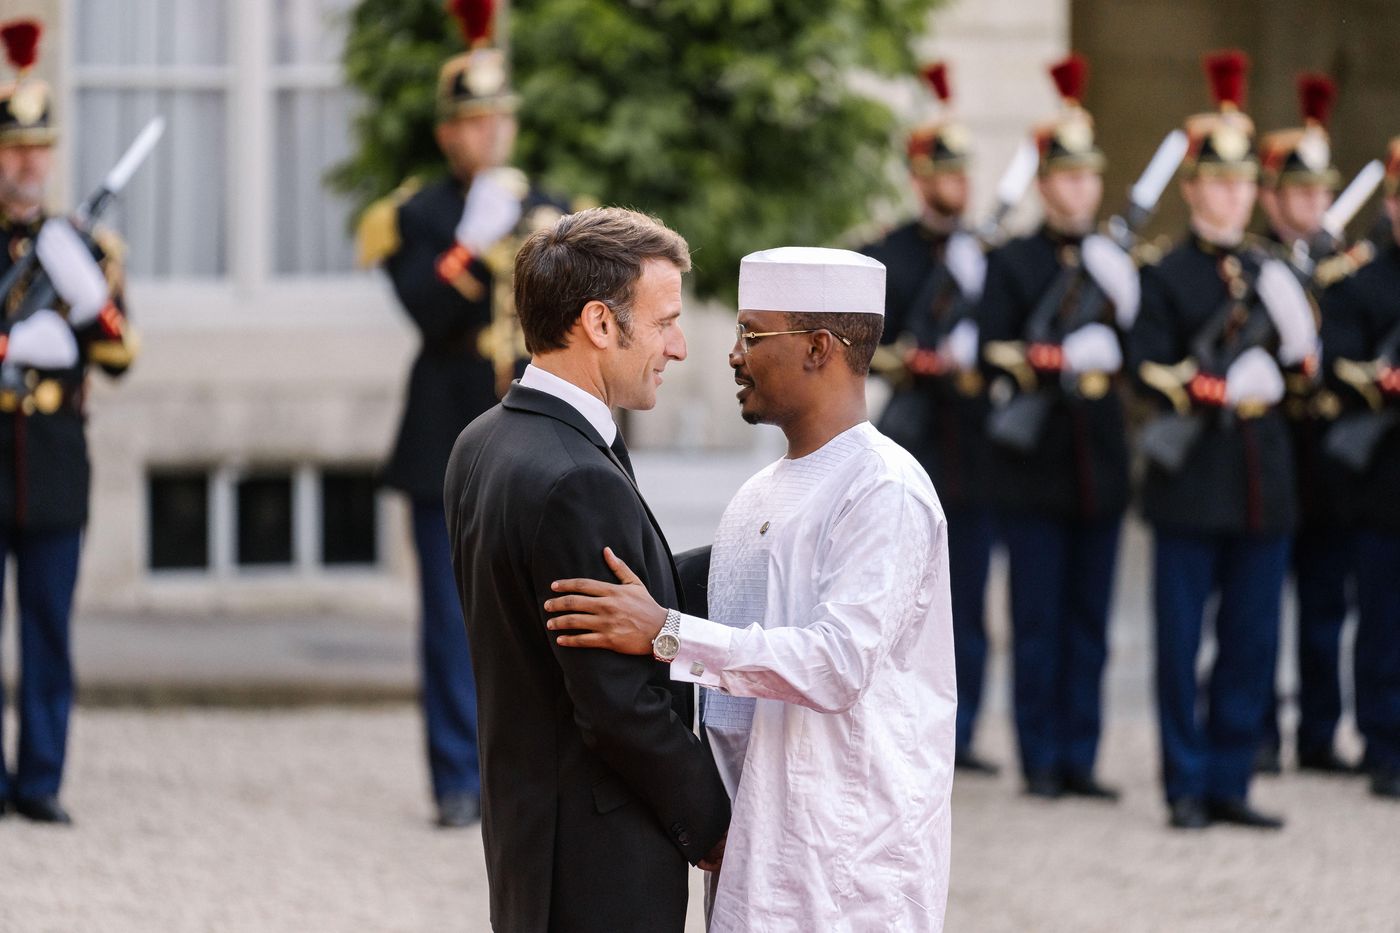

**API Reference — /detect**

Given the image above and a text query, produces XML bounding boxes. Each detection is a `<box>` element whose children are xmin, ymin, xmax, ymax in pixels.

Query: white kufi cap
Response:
<box><xmin>738</xmin><ymin>247</ymin><xmax>885</xmax><ymax>316</ymax></box>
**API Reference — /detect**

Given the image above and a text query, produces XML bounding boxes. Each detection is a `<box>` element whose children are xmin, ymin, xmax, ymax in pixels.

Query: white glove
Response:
<box><xmin>36</xmin><ymin>219</ymin><xmax>109</xmax><ymax>327</ymax></box>
<box><xmin>939</xmin><ymin>318</ymin><xmax>979</xmax><ymax>371</ymax></box>
<box><xmin>1061</xmin><ymin>322</ymin><xmax>1122</xmax><ymax>374</ymax></box>
<box><xmin>454</xmin><ymin>167</ymin><xmax>525</xmax><ymax>253</ymax></box>
<box><xmin>1082</xmin><ymin>234</ymin><xmax>1140</xmax><ymax>329</ymax></box>
<box><xmin>1224</xmin><ymin>346</ymin><xmax>1285</xmax><ymax>407</ymax></box>
<box><xmin>1255</xmin><ymin>258</ymin><xmax>1317</xmax><ymax>366</ymax></box>
<box><xmin>5</xmin><ymin>309</ymin><xmax>79</xmax><ymax>370</ymax></box>
<box><xmin>944</xmin><ymin>231</ymin><xmax>987</xmax><ymax>301</ymax></box>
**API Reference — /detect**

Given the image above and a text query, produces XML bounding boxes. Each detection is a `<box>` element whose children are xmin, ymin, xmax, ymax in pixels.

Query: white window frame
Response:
<box><xmin>147</xmin><ymin>462</ymin><xmax>389</xmax><ymax>580</ymax></box>
<box><xmin>55</xmin><ymin>0</ymin><xmax>379</xmax><ymax>328</ymax></box>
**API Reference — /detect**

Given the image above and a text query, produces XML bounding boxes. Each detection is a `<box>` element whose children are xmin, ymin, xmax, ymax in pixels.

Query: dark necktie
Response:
<box><xmin>609</xmin><ymin>432</ymin><xmax>635</xmax><ymax>481</ymax></box>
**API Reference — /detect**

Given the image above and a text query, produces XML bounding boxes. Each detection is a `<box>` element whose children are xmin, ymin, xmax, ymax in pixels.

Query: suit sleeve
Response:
<box><xmin>531</xmin><ymin>465</ymin><xmax>730</xmax><ymax>863</ymax></box>
<box><xmin>383</xmin><ymin>201</ymin><xmax>493</xmax><ymax>343</ymax></box>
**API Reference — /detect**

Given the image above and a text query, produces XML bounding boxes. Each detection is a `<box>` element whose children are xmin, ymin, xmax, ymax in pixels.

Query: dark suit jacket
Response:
<box><xmin>444</xmin><ymin>384</ymin><xmax>730</xmax><ymax>933</ymax></box>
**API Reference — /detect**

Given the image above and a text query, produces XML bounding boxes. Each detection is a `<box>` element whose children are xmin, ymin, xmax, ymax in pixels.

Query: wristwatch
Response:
<box><xmin>652</xmin><ymin>609</ymin><xmax>682</xmax><ymax>662</ymax></box>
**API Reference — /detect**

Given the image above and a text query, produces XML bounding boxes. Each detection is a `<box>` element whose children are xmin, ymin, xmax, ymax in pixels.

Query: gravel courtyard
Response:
<box><xmin>2</xmin><ymin>704</ymin><xmax>1396</xmax><ymax>933</ymax></box>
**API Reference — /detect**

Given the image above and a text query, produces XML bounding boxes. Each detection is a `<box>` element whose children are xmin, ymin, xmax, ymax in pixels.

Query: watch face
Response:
<box><xmin>653</xmin><ymin>633</ymin><xmax>681</xmax><ymax>661</ymax></box>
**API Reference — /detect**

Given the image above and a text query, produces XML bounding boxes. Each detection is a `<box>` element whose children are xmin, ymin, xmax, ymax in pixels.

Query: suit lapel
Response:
<box><xmin>503</xmin><ymin>384</ymin><xmax>683</xmax><ymax>599</ymax></box>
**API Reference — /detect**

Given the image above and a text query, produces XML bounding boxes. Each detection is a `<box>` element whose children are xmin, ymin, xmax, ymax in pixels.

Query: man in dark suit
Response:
<box><xmin>445</xmin><ymin>207</ymin><xmax>729</xmax><ymax>932</ymax></box>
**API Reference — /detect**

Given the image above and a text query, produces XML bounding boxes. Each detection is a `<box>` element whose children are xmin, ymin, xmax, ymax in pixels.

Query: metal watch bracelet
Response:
<box><xmin>652</xmin><ymin>609</ymin><xmax>682</xmax><ymax>662</ymax></box>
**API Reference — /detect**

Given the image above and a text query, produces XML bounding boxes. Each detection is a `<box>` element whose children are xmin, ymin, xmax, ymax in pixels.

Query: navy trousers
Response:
<box><xmin>412</xmin><ymin>500</ymin><xmax>480</xmax><ymax>801</ymax></box>
<box><xmin>1153</xmin><ymin>529</ymin><xmax>1289</xmax><ymax>803</ymax></box>
<box><xmin>1002</xmin><ymin>514</ymin><xmax>1121</xmax><ymax>779</ymax></box>
<box><xmin>1355</xmin><ymin>530</ymin><xmax>1400</xmax><ymax>772</ymax></box>
<box><xmin>947</xmin><ymin>504</ymin><xmax>995</xmax><ymax>754</ymax></box>
<box><xmin>1263</xmin><ymin>527</ymin><xmax>1355</xmax><ymax>757</ymax></box>
<box><xmin>0</xmin><ymin>526</ymin><xmax>82</xmax><ymax>802</ymax></box>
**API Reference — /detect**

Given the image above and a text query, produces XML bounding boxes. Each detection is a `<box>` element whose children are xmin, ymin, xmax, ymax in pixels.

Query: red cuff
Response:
<box><xmin>435</xmin><ymin>243</ymin><xmax>473</xmax><ymax>283</ymax></box>
<box><xmin>0</xmin><ymin>333</ymin><xmax>7</xmax><ymax>361</ymax></box>
<box><xmin>97</xmin><ymin>302</ymin><xmax>124</xmax><ymax>339</ymax></box>
<box><xmin>1027</xmin><ymin>342</ymin><xmax>1064</xmax><ymax>373</ymax></box>
<box><xmin>1188</xmin><ymin>373</ymin><xmax>1227</xmax><ymax>407</ymax></box>
<box><xmin>1380</xmin><ymin>365</ymin><xmax>1400</xmax><ymax>398</ymax></box>
<box><xmin>905</xmin><ymin>347</ymin><xmax>944</xmax><ymax>377</ymax></box>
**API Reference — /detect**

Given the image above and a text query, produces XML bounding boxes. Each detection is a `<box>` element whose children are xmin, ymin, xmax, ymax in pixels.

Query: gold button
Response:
<box><xmin>32</xmin><ymin>380</ymin><xmax>62</xmax><ymax>415</ymax></box>
<box><xmin>759</xmin><ymin>521</ymin><xmax>770</xmax><ymax>536</ymax></box>
<box><xmin>1079</xmin><ymin>372</ymin><xmax>1110</xmax><ymax>400</ymax></box>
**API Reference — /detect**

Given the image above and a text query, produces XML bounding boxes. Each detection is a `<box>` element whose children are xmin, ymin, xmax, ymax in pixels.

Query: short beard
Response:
<box><xmin>0</xmin><ymin>177</ymin><xmax>43</xmax><ymax>210</ymax></box>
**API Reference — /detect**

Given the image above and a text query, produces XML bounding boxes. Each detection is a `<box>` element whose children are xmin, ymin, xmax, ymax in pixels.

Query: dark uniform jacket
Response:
<box><xmin>444</xmin><ymin>384</ymin><xmax>729</xmax><ymax>933</ymax></box>
<box><xmin>1132</xmin><ymin>235</ymin><xmax>1297</xmax><ymax>536</ymax></box>
<box><xmin>862</xmin><ymin>220</ymin><xmax>990</xmax><ymax>508</ymax></box>
<box><xmin>0</xmin><ymin>213</ymin><xmax>134</xmax><ymax>531</ymax></box>
<box><xmin>381</xmin><ymin>176</ymin><xmax>562</xmax><ymax>502</ymax></box>
<box><xmin>978</xmin><ymin>228</ymin><xmax>1131</xmax><ymax>522</ymax></box>
<box><xmin>1319</xmin><ymin>236</ymin><xmax>1400</xmax><ymax>533</ymax></box>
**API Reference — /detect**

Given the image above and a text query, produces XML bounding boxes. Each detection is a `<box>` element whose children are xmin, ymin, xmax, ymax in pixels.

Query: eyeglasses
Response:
<box><xmin>735</xmin><ymin>324</ymin><xmax>852</xmax><ymax>354</ymax></box>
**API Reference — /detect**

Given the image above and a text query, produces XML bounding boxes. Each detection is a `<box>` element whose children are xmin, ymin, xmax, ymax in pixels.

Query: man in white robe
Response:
<box><xmin>545</xmin><ymin>247</ymin><xmax>957</xmax><ymax>932</ymax></box>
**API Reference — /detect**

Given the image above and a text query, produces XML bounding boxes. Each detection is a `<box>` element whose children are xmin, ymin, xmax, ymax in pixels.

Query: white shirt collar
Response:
<box><xmin>519</xmin><ymin>363</ymin><xmax>618</xmax><ymax>445</ymax></box>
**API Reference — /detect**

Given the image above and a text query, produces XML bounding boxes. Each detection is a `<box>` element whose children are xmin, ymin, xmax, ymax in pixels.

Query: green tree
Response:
<box><xmin>332</xmin><ymin>0</ymin><xmax>942</xmax><ymax>300</ymax></box>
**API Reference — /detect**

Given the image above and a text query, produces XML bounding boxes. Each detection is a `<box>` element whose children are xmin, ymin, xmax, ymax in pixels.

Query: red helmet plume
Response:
<box><xmin>447</xmin><ymin>0</ymin><xmax>495</xmax><ymax>47</ymax></box>
<box><xmin>1048</xmin><ymin>54</ymin><xmax>1088</xmax><ymax>105</ymax></box>
<box><xmin>1297</xmin><ymin>73</ymin><xmax>1337</xmax><ymax>128</ymax></box>
<box><xmin>920</xmin><ymin>62</ymin><xmax>951</xmax><ymax>104</ymax></box>
<box><xmin>0</xmin><ymin>20</ymin><xmax>41</xmax><ymax>72</ymax></box>
<box><xmin>1203</xmin><ymin>49</ymin><xmax>1249</xmax><ymax>110</ymax></box>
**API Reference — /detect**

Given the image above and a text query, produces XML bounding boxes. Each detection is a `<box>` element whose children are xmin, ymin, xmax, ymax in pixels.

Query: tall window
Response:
<box><xmin>72</xmin><ymin>0</ymin><xmax>231</xmax><ymax>277</ymax></box>
<box><xmin>71</xmin><ymin>0</ymin><xmax>359</xmax><ymax>282</ymax></box>
<box><xmin>273</xmin><ymin>0</ymin><xmax>358</xmax><ymax>275</ymax></box>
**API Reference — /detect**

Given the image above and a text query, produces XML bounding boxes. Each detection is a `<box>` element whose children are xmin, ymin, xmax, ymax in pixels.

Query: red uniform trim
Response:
<box><xmin>435</xmin><ymin>243</ymin><xmax>474</xmax><ymax>284</ymax></box>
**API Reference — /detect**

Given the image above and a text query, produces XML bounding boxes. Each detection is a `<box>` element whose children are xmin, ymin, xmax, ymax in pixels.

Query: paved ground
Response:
<box><xmin>2</xmin><ymin>704</ymin><xmax>1396</xmax><ymax>933</ymax></box>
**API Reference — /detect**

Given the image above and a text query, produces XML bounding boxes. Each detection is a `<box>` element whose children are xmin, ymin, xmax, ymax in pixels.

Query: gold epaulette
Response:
<box><xmin>1131</xmin><ymin>237</ymin><xmax>1168</xmax><ymax>267</ymax></box>
<box><xmin>1314</xmin><ymin>241</ymin><xmax>1377</xmax><ymax>289</ymax></box>
<box><xmin>355</xmin><ymin>177</ymin><xmax>422</xmax><ymax>268</ymax></box>
<box><xmin>88</xmin><ymin>329</ymin><xmax>141</xmax><ymax>369</ymax></box>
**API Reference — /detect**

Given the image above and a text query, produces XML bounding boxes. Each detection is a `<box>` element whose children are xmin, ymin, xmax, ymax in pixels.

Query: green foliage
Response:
<box><xmin>332</xmin><ymin>0</ymin><xmax>943</xmax><ymax>300</ymax></box>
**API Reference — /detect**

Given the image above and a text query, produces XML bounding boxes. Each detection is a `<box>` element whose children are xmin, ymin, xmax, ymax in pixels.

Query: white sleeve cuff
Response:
<box><xmin>668</xmin><ymin>613</ymin><xmax>734</xmax><ymax>688</ymax></box>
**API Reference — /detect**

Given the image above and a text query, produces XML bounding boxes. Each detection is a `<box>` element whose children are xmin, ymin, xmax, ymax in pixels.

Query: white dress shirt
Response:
<box><xmin>519</xmin><ymin>363</ymin><xmax>617</xmax><ymax>445</ymax></box>
<box><xmin>673</xmin><ymin>421</ymin><xmax>957</xmax><ymax>932</ymax></box>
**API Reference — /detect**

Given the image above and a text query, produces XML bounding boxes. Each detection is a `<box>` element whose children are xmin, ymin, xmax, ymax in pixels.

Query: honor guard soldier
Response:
<box><xmin>976</xmin><ymin>55</ymin><xmax>1138</xmax><ymax>801</ymax></box>
<box><xmin>1255</xmin><ymin>74</ymin><xmax>1360</xmax><ymax>776</ymax></box>
<box><xmin>860</xmin><ymin>62</ymin><xmax>998</xmax><ymax>775</ymax></box>
<box><xmin>1129</xmin><ymin>51</ymin><xmax>1316</xmax><ymax>830</ymax></box>
<box><xmin>0</xmin><ymin>20</ymin><xmax>136</xmax><ymax>825</ymax></box>
<box><xmin>356</xmin><ymin>0</ymin><xmax>567</xmax><ymax>828</ymax></box>
<box><xmin>1316</xmin><ymin>138</ymin><xmax>1400</xmax><ymax>800</ymax></box>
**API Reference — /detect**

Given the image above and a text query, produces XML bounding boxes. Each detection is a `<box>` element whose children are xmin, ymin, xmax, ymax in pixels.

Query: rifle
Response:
<box><xmin>0</xmin><ymin>117</ymin><xmax>165</xmax><ymax>322</ymax></box>
<box><xmin>1324</xmin><ymin>317</ymin><xmax>1400</xmax><ymax>472</ymax></box>
<box><xmin>1137</xmin><ymin>257</ymin><xmax>1279</xmax><ymax>474</ymax></box>
<box><xmin>1290</xmin><ymin>159</ymin><xmax>1385</xmax><ymax>279</ymax></box>
<box><xmin>983</xmin><ymin>131</ymin><xmax>1188</xmax><ymax>454</ymax></box>
<box><xmin>873</xmin><ymin>138</ymin><xmax>1041</xmax><ymax>387</ymax></box>
<box><xmin>975</xmin><ymin>140</ymin><xmax>1039</xmax><ymax>247</ymax></box>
